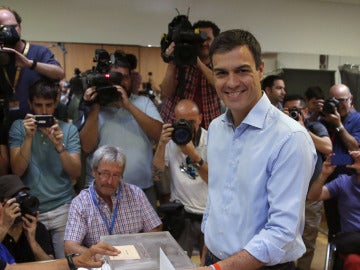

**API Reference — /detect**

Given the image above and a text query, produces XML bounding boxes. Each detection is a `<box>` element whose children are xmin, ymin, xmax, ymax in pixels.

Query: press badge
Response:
<box><xmin>9</xmin><ymin>100</ymin><xmax>20</xmax><ymax>111</ymax></box>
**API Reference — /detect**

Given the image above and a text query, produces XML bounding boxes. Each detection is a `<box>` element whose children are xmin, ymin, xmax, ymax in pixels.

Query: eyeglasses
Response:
<box><xmin>97</xmin><ymin>171</ymin><xmax>122</xmax><ymax>181</ymax></box>
<box><xmin>335</xmin><ymin>97</ymin><xmax>350</xmax><ymax>103</ymax></box>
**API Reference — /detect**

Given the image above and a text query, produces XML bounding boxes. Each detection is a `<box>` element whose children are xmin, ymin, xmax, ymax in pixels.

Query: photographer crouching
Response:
<box><xmin>0</xmin><ymin>174</ymin><xmax>54</xmax><ymax>263</ymax></box>
<box><xmin>79</xmin><ymin>50</ymin><xmax>163</xmax><ymax>209</ymax></box>
<box><xmin>160</xmin><ymin>18</ymin><xmax>221</xmax><ymax>129</ymax></box>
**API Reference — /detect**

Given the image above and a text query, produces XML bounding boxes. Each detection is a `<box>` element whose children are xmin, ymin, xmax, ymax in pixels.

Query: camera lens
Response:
<box><xmin>172</xmin><ymin>119</ymin><xmax>193</xmax><ymax>145</ymax></box>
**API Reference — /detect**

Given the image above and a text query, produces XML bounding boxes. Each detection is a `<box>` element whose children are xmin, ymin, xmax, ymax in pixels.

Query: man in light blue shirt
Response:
<box><xmin>193</xmin><ymin>30</ymin><xmax>317</xmax><ymax>270</ymax></box>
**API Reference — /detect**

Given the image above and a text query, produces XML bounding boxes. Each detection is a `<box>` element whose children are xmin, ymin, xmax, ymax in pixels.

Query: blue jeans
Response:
<box><xmin>39</xmin><ymin>204</ymin><xmax>70</xmax><ymax>259</ymax></box>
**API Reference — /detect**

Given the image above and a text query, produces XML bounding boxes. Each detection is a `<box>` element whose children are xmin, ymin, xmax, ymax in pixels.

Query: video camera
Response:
<box><xmin>0</xmin><ymin>24</ymin><xmax>19</xmax><ymax>67</ymax></box>
<box><xmin>161</xmin><ymin>14</ymin><xmax>208</xmax><ymax>66</ymax></box>
<box><xmin>84</xmin><ymin>49</ymin><xmax>124</xmax><ymax>106</ymax></box>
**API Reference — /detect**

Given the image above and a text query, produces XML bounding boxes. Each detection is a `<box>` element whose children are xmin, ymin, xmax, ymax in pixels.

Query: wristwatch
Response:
<box><xmin>66</xmin><ymin>253</ymin><xmax>79</xmax><ymax>270</ymax></box>
<box><xmin>193</xmin><ymin>158</ymin><xmax>204</xmax><ymax>169</ymax></box>
<box><xmin>335</xmin><ymin>125</ymin><xmax>344</xmax><ymax>133</ymax></box>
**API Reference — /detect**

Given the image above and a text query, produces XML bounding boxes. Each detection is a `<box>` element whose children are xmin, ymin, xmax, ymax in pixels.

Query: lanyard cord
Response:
<box><xmin>89</xmin><ymin>184</ymin><xmax>121</xmax><ymax>235</ymax></box>
<box><xmin>2</xmin><ymin>41</ymin><xmax>30</xmax><ymax>93</ymax></box>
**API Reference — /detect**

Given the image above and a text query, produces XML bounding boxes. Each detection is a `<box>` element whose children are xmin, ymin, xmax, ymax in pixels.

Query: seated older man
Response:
<box><xmin>64</xmin><ymin>145</ymin><xmax>162</xmax><ymax>254</ymax></box>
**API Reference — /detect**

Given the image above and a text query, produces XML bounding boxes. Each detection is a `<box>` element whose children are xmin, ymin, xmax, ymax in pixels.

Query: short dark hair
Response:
<box><xmin>209</xmin><ymin>29</ymin><xmax>262</xmax><ymax>69</ymax></box>
<box><xmin>29</xmin><ymin>78</ymin><xmax>59</xmax><ymax>102</ymax></box>
<box><xmin>261</xmin><ymin>75</ymin><xmax>284</xmax><ymax>90</ymax></box>
<box><xmin>283</xmin><ymin>94</ymin><xmax>306</xmax><ymax>108</ymax></box>
<box><xmin>193</xmin><ymin>20</ymin><xmax>220</xmax><ymax>37</ymax></box>
<box><xmin>111</xmin><ymin>50</ymin><xmax>131</xmax><ymax>73</ymax></box>
<box><xmin>0</xmin><ymin>6</ymin><xmax>22</xmax><ymax>24</ymax></box>
<box><xmin>304</xmin><ymin>86</ymin><xmax>325</xmax><ymax>100</ymax></box>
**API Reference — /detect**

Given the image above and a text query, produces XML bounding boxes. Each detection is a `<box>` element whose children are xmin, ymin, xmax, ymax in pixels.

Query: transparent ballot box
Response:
<box><xmin>100</xmin><ymin>231</ymin><xmax>194</xmax><ymax>270</ymax></box>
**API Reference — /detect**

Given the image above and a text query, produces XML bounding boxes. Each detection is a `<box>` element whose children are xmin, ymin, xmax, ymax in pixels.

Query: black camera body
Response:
<box><xmin>35</xmin><ymin>115</ymin><xmax>54</xmax><ymax>128</ymax></box>
<box><xmin>172</xmin><ymin>119</ymin><xmax>194</xmax><ymax>145</ymax></box>
<box><xmin>323</xmin><ymin>97</ymin><xmax>340</xmax><ymax>114</ymax></box>
<box><xmin>289</xmin><ymin>107</ymin><xmax>301</xmax><ymax>121</ymax></box>
<box><xmin>161</xmin><ymin>15</ymin><xmax>207</xmax><ymax>66</ymax></box>
<box><xmin>87</xmin><ymin>71</ymin><xmax>123</xmax><ymax>106</ymax></box>
<box><xmin>0</xmin><ymin>24</ymin><xmax>20</xmax><ymax>67</ymax></box>
<box><xmin>14</xmin><ymin>191</ymin><xmax>40</xmax><ymax>217</ymax></box>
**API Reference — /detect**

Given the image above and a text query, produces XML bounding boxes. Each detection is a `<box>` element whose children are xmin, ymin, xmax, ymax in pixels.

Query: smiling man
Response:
<box><xmin>192</xmin><ymin>29</ymin><xmax>317</xmax><ymax>270</ymax></box>
<box><xmin>64</xmin><ymin>145</ymin><xmax>162</xmax><ymax>255</ymax></box>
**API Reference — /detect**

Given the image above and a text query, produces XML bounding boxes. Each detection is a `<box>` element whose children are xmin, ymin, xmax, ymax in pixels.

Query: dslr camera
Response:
<box><xmin>288</xmin><ymin>107</ymin><xmax>301</xmax><ymax>121</ymax></box>
<box><xmin>322</xmin><ymin>97</ymin><xmax>340</xmax><ymax>114</ymax></box>
<box><xmin>161</xmin><ymin>15</ymin><xmax>208</xmax><ymax>66</ymax></box>
<box><xmin>0</xmin><ymin>24</ymin><xmax>20</xmax><ymax>67</ymax></box>
<box><xmin>14</xmin><ymin>190</ymin><xmax>40</xmax><ymax>217</ymax></box>
<box><xmin>85</xmin><ymin>49</ymin><xmax>123</xmax><ymax>106</ymax></box>
<box><xmin>172</xmin><ymin>119</ymin><xmax>194</xmax><ymax>145</ymax></box>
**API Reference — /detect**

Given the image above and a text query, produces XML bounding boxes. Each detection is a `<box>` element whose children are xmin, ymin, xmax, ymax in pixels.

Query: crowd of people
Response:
<box><xmin>0</xmin><ymin>5</ymin><xmax>359</xmax><ymax>270</ymax></box>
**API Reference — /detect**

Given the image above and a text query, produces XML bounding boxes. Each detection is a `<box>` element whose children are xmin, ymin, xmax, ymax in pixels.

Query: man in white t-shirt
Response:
<box><xmin>153</xmin><ymin>99</ymin><xmax>208</xmax><ymax>259</ymax></box>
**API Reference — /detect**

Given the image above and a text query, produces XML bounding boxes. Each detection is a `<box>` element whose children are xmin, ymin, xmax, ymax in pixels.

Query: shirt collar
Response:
<box><xmin>221</xmin><ymin>92</ymin><xmax>271</xmax><ymax>130</ymax></box>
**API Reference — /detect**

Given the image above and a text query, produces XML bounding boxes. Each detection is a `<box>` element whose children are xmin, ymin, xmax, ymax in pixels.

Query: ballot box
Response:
<box><xmin>100</xmin><ymin>231</ymin><xmax>194</xmax><ymax>270</ymax></box>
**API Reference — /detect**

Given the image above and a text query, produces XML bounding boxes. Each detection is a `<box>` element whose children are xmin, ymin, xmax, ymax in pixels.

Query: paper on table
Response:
<box><xmin>108</xmin><ymin>245</ymin><xmax>141</xmax><ymax>260</ymax></box>
<box><xmin>160</xmin><ymin>247</ymin><xmax>176</xmax><ymax>270</ymax></box>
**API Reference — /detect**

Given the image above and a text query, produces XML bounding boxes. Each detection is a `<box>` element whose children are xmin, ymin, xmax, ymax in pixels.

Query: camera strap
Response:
<box><xmin>2</xmin><ymin>41</ymin><xmax>30</xmax><ymax>93</ymax></box>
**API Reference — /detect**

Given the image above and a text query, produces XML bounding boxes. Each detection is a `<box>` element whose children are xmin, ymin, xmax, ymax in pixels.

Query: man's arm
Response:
<box><xmin>307</xmin><ymin>155</ymin><xmax>334</xmax><ymax>201</ymax></box>
<box><xmin>308</xmin><ymin>131</ymin><xmax>332</xmax><ymax>155</ymax></box>
<box><xmin>193</xmin><ymin>250</ymin><xmax>264</xmax><ymax>270</ymax></box>
<box><xmin>4</xmin><ymin>47</ymin><xmax>64</xmax><ymax>80</ymax></box>
<box><xmin>64</xmin><ymin>240</ymin><xmax>89</xmax><ymax>255</ymax></box>
<box><xmin>22</xmin><ymin>214</ymin><xmax>54</xmax><ymax>261</ymax></box>
<box><xmin>196</xmin><ymin>58</ymin><xmax>215</xmax><ymax>87</ymax></box>
<box><xmin>9</xmin><ymin>116</ymin><xmax>35</xmax><ymax>176</ymax></box>
<box><xmin>5</xmin><ymin>242</ymin><xmax>120</xmax><ymax>270</ymax></box>
<box><xmin>0</xmin><ymin>144</ymin><xmax>9</xmax><ymax>175</ymax></box>
<box><xmin>160</xmin><ymin>62</ymin><xmax>178</xmax><ymax>99</ymax></box>
<box><xmin>324</xmin><ymin>110</ymin><xmax>360</xmax><ymax>150</ymax></box>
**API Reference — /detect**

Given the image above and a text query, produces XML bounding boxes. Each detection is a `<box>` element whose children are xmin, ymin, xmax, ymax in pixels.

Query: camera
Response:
<box><xmin>35</xmin><ymin>115</ymin><xmax>54</xmax><ymax>128</ymax></box>
<box><xmin>288</xmin><ymin>107</ymin><xmax>301</xmax><ymax>121</ymax></box>
<box><xmin>14</xmin><ymin>190</ymin><xmax>40</xmax><ymax>217</ymax></box>
<box><xmin>161</xmin><ymin>15</ymin><xmax>208</xmax><ymax>66</ymax></box>
<box><xmin>172</xmin><ymin>119</ymin><xmax>194</xmax><ymax>145</ymax></box>
<box><xmin>0</xmin><ymin>24</ymin><xmax>20</xmax><ymax>66</ymax></box>
<box><xmin>323</xmin><ymin>97</ymin><xmax>340</xmax><ymax>114</ymax></box>
<box><xmin>87</xmin><ymin>71</ymin><xmax>123</xmax><ymax>106</ymax></box>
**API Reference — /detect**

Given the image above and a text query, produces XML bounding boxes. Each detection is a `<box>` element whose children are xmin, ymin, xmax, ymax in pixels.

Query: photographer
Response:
<box><xmin>283</xmin><ymin>94</ymin><xmax>332</xmax><ymax>270</ymax></box>
<box><xmin>0</xmin><ymin>6</ymin><xmax>64</xmax><ymax>123</ymax></box>
<box><xmin>79</xmin><ymin>50</ymin><xmax>163</xmax><ymax>208</ymax></box>
<box><xmin>160</xmin><ymin>20</ymin><xmax>221</xmax><ymax>129</ymax></box>
<box><xmin>321</xmin><ymin>83</ymin><xmax>360</xmax><ymax>240</ymax></box>
<box><xmin>153</xmin><ymin>99</ymin><xmax>208</xmax><ymax>261</ymax></box>
<box><xmin>8</xmin><ymin>78</ymin><xmax>81</xmax><ymax>258</ymax></box>
<box><xmin>0</xmin><ymin>174</ymin><xmax>54</xmax><ymax>262</ymax></box>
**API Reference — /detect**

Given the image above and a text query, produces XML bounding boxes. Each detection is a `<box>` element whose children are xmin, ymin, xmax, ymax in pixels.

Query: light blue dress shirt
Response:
<box><xmin>202</xmin><ymin>94</ymin><xmax>317</xmax><ymax>265</ymax></box>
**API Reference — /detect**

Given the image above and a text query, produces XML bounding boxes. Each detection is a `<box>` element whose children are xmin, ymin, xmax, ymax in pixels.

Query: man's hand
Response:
<box><xmin>112</xmin><ymin>85</ymin><xmax>130</xmax><ymax>109</ymax></box>
<box><xmin>2</xmin><ymin>198</ymin><xmax>21</xmax><ymax>229</ymax></box>
<box><xmin>321</xmin><ymin>155</ymin><xmax>336</xmax><ymax>176</ymax></box>
<box><xmin>1</xmin><ymin>47</ymin><xmax>33</xmax><ymax>69</ymax></box>
<box><xmin>83</xmin><ymin>86</ymin><xmax>98</xmax><ymax>103</ymax></box>
<box><xmin>73</xmin><ymin>242</ymin><xmax>120</xmax><ymax>268</ymax></box>
<box><xmin>323</xmin><ymin>108</ymin><xmax>342</xmax><ymax>128</ymax></box>
<box><xmin>23</xmin><ymin>114</ymin><xmax>38</xmax><ymax>137</ymax></box>
<box><xmin>40</xmin><ymin>119</ymin><xmax>64</xmax><ymax>150</ymax></box>
<box><xmin>22</xmin><ymin>212</ymin><xmax>39</xmax><ymax>242</ymax></box>
<box><xmin>159</xmin><ymin>123</ymin><xmax>174</xmax><ymax>145</ymax></box>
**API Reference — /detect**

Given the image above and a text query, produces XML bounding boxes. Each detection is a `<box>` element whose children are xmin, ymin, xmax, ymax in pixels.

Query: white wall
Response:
<box><xmin>3</xmin><ymin>0</ymin><xmax>360</xmax><ymax>57</ymax></box>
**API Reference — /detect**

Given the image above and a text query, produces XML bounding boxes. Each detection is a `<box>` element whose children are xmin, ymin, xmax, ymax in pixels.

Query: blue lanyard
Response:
<box><xmin>90</xmin><ymin>184</ymin><xmax>121</xmax><ymax>235</ymax></box>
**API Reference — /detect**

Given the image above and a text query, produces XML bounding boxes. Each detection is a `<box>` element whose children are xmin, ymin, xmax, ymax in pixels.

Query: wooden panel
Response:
<box><xmin>30</xmin><ymin>42</ymin><xmax>168</xmax><ymax>89</ymax></box>
<box><xmin>139</xmin><ymin>47</ymin><xmax>167</xmax><ymax>91</ymax></box>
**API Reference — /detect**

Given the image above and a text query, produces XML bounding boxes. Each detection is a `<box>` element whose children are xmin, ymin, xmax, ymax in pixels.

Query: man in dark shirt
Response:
<box><xmin>0</xmin><ymin>174</ymin><xmax>54</xmax><ymax>262</ymax></box>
